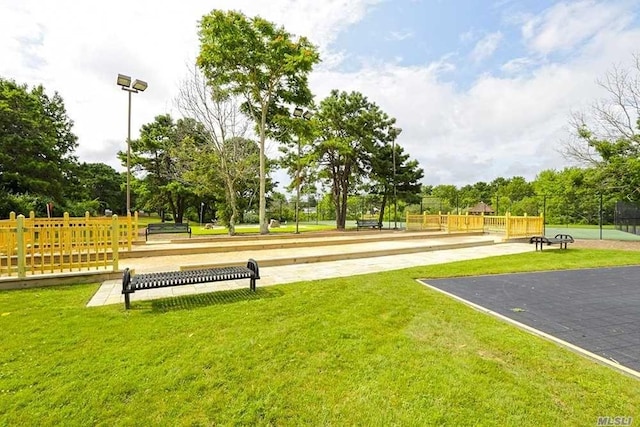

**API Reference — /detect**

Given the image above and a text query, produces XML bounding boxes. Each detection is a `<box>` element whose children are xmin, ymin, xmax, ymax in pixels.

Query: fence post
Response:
<box><xmin>111</xmin><ymin>215</ymin><xmax>119</xmax><ymax>271</ymax></box>
<box><xmin>134</xmin><ymin>210</ymin><xmax>139</xmax><ymax>246</ymax></box>
<box><xmin>16</xmin><ymin>215</ymin><xmax>26</xmax><ymax>278</ymax></box>
<box><xmin>505</xmin><ymin>212</ymin><xmax>511</xmax><ymax>239</ymax></box>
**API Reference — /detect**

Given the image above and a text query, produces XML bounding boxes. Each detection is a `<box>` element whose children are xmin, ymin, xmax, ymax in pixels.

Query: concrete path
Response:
<box><xmin>88</xmin><ymin>240</ymin><xmax>532</xmax><ymax>307</ymax></box>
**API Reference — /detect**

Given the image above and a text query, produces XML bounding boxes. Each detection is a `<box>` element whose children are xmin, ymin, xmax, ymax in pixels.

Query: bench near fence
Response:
<box><xmin>529</xmin><ymin>234</ymin><xmax>574</xmax><ymax>251</ymax></box>
<box><xmin>145</xmin><ymin>222</ymin><xmax>192</xmax><ymax>241</ymax></box>
<box><xmin>356</xmin><ymin>219</ymin><xmax>382</xmax><ymax>230</ymax></box>
<box><xmin>121</xmin><ymin>259</ymin><xmax>260</xmax><ymax>309</ymax></box>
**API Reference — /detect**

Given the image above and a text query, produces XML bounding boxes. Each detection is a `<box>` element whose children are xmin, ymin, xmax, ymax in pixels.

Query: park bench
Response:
<box><xmin>145</xmin><ymin>222</ymin><xmax>192</xmax><ymax>241</ymax></box>
<box><xmin>121</xmin><ymin>259</ymin><xmax>260</xmax><ymax>309</ymax></box>
<box><xmin>529</xmin><ymin>234</ymin><xmax>574</xmax><ymax>251</ymax></box>
<box><xmin>356</xmin><ymin>219</ymin><xmax>382</xmax><ymax>230</ymax></box>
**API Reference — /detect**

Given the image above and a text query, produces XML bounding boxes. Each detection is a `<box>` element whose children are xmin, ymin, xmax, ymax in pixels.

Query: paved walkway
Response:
<box><xmin>88</xmin><ymin>241</ymin><xmax>532</xmax><ymax>307</ymax></box>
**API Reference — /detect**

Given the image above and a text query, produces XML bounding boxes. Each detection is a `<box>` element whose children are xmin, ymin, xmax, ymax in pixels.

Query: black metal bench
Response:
<box><xmin>356</xmin><ymin>219</ymin><xmax>382</xmax><ymax>230</ymax></box>
<box><xmin>145</xmin><ymin>222</ymin><xmax>192</xmax><ymax>241</ymax></box>
<box><xmin>529</xmin><ymin>234</ymin><xmax>574</xmax><ymax>251</ymax></box>
<box><xmin>121</xmin><ymin>259</ymin><xmax>259</xmax><ymax>309</ymax></box>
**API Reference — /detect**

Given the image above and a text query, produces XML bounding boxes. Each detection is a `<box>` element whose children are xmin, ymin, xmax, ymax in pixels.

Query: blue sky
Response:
<box><xmin>1</xmin><ymin>0</ymin><xmax>640</xmax><ymax>188</ymax></box>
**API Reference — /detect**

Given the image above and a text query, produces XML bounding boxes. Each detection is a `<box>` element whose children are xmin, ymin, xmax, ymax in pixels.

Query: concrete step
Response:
<box><xmin>123</xmin><ymin>231</ymin><xmax>486</xmax><ymax>259</ymax></box>
<box><xmin>121</xmin><ymin>234</ymin><xmax>501</xmax><ymax>274</ymax></box>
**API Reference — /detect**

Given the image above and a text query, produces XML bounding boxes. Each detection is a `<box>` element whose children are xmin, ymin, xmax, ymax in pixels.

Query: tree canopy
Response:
<box><xmin>0</xmin><ymin>78</ymin><xmax>78</xmax><ymax>204</ymax></box>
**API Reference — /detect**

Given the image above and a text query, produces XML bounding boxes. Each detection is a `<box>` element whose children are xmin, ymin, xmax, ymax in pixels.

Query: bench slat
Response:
<box><xmin>122</xmin><ymin>259</ymin><xmax>260</xmax><ymax>309</ymax></box>
<box><xmin>145</xmin><ymin>223</ymin><xmax>192</xmax><ymax>241</ymax></box>
<box><xmin>530</xmin><ymin>234</ymin><xmax>574</xmax><ymax>251</ymax></box>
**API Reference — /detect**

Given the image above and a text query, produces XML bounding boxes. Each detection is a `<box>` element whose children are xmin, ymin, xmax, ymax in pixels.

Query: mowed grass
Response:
<box><xmin>1</xmin><ymin>249</ymin><xmax>639</xmax><ymax>425</ymax></box>
<box><xmin>191</xmin><ymin>223</ymin><xmax>336</xmax><ymax>236</ymax></box>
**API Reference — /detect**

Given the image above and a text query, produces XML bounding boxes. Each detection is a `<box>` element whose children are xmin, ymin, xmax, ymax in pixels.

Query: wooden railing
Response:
<box><xmin>0</xmin><ymin>211</ymin><xmax>138</xmax><ymax>278</ymax></box>
<box><xmin>406</xmin><ymin>212</ymin><xmax>543</xmax><ymax>239</ymax></box>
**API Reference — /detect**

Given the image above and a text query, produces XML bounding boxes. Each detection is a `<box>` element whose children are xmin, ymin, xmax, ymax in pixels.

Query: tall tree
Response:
<box><xmin>564</xmin><ymin>54</ymin><xmax>640</xmax><ymax>202</ymax></box>
<box><xmin>125</xmin><ymin>114</ymin><xmax>200</xmax><ymax>222</ymax></box>
<box><xmin>175</xmin><ymin>65</ymin><xmax>254</xmax><ymax>234</ymax></box>
<box><xmin>314</xmin><ymin>90</ymin><xmax>396</xmax><ymax>229</ymax></box>
<box><xmin>369</xmin><ymin>138</ymin><xmax>424</xmax><ymax>223</ymax></box>
<box><xmin>0</xmin><ymin>79</ymin><xmax>78</xmax><ymax>203</ymax></box>
<box><xmin>197</xmin><ymin>9</ymin><xmax>320</xmax><ymax>234</ymax></box>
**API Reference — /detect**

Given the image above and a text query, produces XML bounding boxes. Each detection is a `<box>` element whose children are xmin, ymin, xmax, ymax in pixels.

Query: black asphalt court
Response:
<box><xmin>420</xmin><ymin>266</ymin><xmax>640</xmax><ymax>375</ymax></box>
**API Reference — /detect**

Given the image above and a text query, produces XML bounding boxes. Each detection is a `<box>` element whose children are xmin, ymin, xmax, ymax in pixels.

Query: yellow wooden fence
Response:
<box><xmin>0</xmin><ymin>211</ymin><xmax>138</xmax><ymax>278</ymax></box>
<box><xmin>406</xmin><ymin>212</ymin><xmax>543</xmax><ymax>239</ymax></box>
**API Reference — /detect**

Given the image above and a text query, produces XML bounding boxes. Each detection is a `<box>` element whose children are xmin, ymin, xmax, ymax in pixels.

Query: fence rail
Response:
<box><xmin>0</xmin><ymin>211</ymin><xmax>138</xmax><ymax>278</ymax></box>
<box><xmin>406</xmin><ymin>212</ymin><xmax>543</xmax><ymax>239</ymax></box>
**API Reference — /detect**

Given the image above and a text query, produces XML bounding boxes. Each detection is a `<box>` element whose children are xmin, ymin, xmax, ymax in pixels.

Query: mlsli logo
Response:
<box><xmin>597</xmin><ymin>416</ymin><xmax>633</xmax><ymax>426</ymax></box>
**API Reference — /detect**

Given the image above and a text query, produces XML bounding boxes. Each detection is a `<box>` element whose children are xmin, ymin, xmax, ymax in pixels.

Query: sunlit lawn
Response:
<box><xmin>1</xmin><ymin>249</ymin><xmax>639</xmax><ymax>425</ymax></box>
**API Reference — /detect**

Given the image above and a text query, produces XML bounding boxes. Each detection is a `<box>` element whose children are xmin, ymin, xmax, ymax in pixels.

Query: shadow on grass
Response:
<box><xmin>145</xmin><ymin>287</ymin><xmax>284</xmax><ymax>313</ymax></box>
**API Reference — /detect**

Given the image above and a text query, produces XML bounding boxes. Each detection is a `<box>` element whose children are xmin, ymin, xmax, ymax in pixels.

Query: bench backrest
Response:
<box><xmin>147</xmin><ymin>222</ymin><xmax>190</xmax><ymax>232</ymax></box>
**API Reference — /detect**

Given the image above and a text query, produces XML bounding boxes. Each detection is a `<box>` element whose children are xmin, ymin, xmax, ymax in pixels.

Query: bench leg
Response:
<box><xmin>124</xmin><ymin>292</ymin><xmax>131</xmax><ymax>310</ymax></box>
<box><xmin>250</xmin><ymin>278</ymin><xmax>256</xmax><ymax>292</ymax></box>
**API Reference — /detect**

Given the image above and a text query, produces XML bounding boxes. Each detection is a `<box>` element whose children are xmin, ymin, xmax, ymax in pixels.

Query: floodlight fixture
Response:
<box><xmin>117</xmin><ymin>74</ymin><xmax>131</xmax><ymax>88</ymax></box>
<box><xmin>132</xmin><ymin>79</ymin><xmax>147</xmax><ymax>92</ymax></box>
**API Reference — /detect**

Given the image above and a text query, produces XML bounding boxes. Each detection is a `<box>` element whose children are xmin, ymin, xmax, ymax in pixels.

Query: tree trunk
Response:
<box><xmin>258</xmin><ymin>107</ymin><xmax>269</xmax><ymax>235</ymax></box>
<box><xmin>226</xmin><ymin>177</ymin><xmax>237</xmax><ymax>236</ymax></box>
<box><xmin>378</xmin><ymin>193</ymin><xmax>388</xmax><ymax>225</ymax></box>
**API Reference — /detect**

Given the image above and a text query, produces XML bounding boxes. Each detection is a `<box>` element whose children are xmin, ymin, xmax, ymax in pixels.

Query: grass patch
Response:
<box><xmin>191</xmin><ymin>223</ymin><xmax>336</xmax><ymax>236</ymax></box>
<box><xmin>1</xmin><ymin>249</ymin><xmax>639</xmax><ymax>424</ymax></box>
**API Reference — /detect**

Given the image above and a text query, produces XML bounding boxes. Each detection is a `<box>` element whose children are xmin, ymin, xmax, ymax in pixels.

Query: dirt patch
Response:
<box><xmin>571</xmin><ymin>239</ymin><xmax>640</xmax><ymax>251</ymax></box>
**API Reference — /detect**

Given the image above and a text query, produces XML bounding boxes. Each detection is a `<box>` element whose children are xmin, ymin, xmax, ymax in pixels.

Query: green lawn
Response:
<box><xmin>191</xmin><ymin>222</ymin><xmax>336</xmax><ymax>235</ymax></box>
<box><xmin>1</xmin><ymin>249</ymin><xmax>639</xmax><ymax>425</ymax></box>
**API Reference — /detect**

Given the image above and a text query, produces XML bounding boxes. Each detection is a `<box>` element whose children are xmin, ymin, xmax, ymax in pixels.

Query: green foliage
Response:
<box><xmin>0</xmin><ymin>193</ymin><xmax>41</xmax><ymax>217</ymax></box>
<box><xmin>125</xmin><ymin>114</ymin><xmax>200</xmax><ymax>222</ymax></box>
<box><xmin>197</xmin><ymin>9</ymin><xmax>320</xmax><ymax>233</ymax></box>
<box><xmin>314</xmin><ymin>90</ymin><xmax>398</xmax><ymax>229</ymax></box>
<box><xmin>0</xmin><ymin>78</ymin><xmax>78</xmax><ymax>205</ymax></box>
<box><xmin>579</xmin><ymin>125</ymin><xmax>640</xmax><ymax>202</ymax></box>
<box><xmin>534</xmin><ymin>167</ymin><xmax>611</xmax><ymax>224</ymax></box>
<box><xmin>65</xmin><ymin>163</ymin><xmax>124</xmax><ymax>214</ymax></box>
<box><xmin>369</xmin><ymin>135</ymin><xmax>424</xmax><ymax>223</ymax></box>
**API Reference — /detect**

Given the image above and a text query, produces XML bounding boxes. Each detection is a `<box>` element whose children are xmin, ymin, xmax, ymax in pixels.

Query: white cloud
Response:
<box><xmin>521</xmin><ymin>0</ymin><xmax>634</xmax><ymax>55</ymax></box>
<box><xmin>470</xmin><ymin>32</ymin><xmax>503</xmax><ymax>62</ymax></box>
<box><xmin>501</xmin><ymin>57</ymin><xmax>538</xmax><ymax>74</ymax></box>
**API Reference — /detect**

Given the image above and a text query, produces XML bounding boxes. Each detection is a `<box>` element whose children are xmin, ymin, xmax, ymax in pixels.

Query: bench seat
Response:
<box><xmin>145</xmin><ymin>222</ymin><xmax>191</xmax><ymax>241</ymax></box>
<box><xmin>121</xmin><ymin>259</ymin><xmax>259</xmax><ymax>309</ymax></box>
<box><xmin>529</xmin><ymin>234</ymin><xmax>574</xmax><ymax>251</ymax></box>
<box><xmin>356</xmin><ymin>219</ymin><xmax>382</xmax><ymax>230</ymax></box>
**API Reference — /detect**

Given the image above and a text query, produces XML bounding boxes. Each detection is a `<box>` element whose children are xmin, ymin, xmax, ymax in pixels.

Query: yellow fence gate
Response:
<box><xmin>405</xmin><ymin>212</ymin><xmax>543</xmax><ymax>239</ymax></box>
<box><xmin>0</xmin><ymin>211</ymin><xmax>138</xmax><ymax>278</ymax></box>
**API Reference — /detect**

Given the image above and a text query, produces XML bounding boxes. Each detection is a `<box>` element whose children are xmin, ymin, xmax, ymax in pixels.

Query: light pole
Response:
<box><xmin>292</xmin><ymin>107</ymin><xmax>312</xmax><ymax>234</ymax></box>
<box><xmin>391</xmin><ymin>127</ymin><xmax>402</xmax><ymax>229</ymax></box>
<box><xmin>116</xmin><ymin>74</ymin><xmax>147</xmax><ymax>214</ymax></box>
